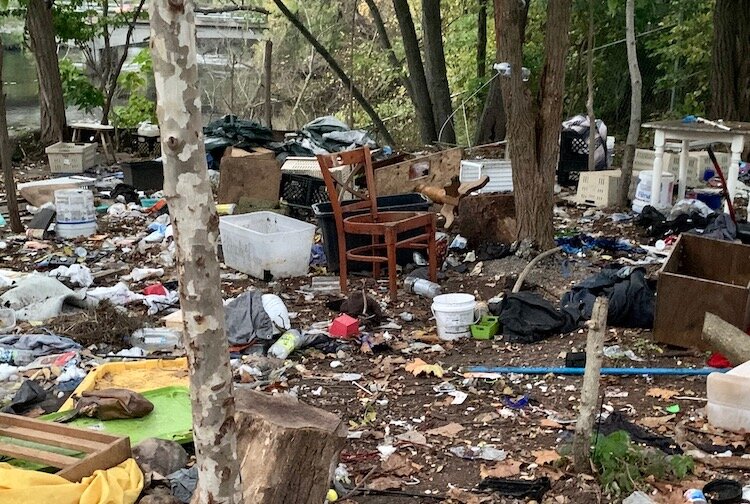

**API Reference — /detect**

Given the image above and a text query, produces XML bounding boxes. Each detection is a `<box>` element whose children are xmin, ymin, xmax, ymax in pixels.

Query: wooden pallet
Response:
<box><xmin>0</xmin><ymin>412</ymin><xmax>132</xmax><ymax>482</ymax></box>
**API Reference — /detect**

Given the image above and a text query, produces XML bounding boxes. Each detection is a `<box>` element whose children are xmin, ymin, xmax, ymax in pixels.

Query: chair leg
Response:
<box><xmin>338</xmin><ymin>236</ymin><xmax>349</xmax><ymax>295</ymax></box>
<box><xmin>386</xmin><ymin>228</ymin><xmax>398</xmax><ymax>300</ymax></box>
<box><xmin>427</xmin><ymin>219</ymin><xmax>437</xmax><ymax>283</ymax></box>
<box><xmin>372</xmin><ymin>235</ymin><xmax>381</xmax><ymax>279</ymax></box>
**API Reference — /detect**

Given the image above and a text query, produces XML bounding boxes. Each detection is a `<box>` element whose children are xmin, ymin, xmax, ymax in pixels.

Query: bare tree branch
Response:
<box><xmin>195</xmin><ymin>5</ymin><xmax>269</xmax><ymax>15</ymax></box>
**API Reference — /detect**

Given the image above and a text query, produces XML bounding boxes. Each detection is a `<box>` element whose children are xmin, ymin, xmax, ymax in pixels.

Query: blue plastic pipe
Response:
<box><xmin>465</xmin><ymin>366</ymin><xmax>729</xmax><ymax>376</ymax></box>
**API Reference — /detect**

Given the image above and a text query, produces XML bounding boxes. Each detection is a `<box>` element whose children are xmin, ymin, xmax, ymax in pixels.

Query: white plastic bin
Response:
<box><xmin>219</xmin><ymin>211</ymin><xmax>316</xmax><ymax>280</ymax></box>
<box><xmin>707</xmin><ymin>361</ymin><xmax>750</xmax><ymax>433</ymax></box>
<box><xmin>54</xmin><ymin>189</ymin><xmax>97</xmax><ymax>238</ymax></box>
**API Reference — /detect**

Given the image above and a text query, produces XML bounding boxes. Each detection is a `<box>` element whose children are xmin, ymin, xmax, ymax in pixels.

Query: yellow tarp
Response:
<box><xmin>0</xmin><ymin>458</ymin><xmax>143</xmax><ymax>504</ymax></box>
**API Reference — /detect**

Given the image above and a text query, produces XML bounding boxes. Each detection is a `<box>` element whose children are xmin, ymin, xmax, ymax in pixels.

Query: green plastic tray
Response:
<box><xmin>41</xmin><ymin>385</ymin><xmax>193</xmax><ymax>446</ymax></box>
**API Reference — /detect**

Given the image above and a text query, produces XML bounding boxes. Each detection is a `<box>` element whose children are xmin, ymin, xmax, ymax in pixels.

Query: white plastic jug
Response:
<box><xmin>431</xmin><ymin>293</ymin><xmax>477</xmax><ymax>341</ymax></box>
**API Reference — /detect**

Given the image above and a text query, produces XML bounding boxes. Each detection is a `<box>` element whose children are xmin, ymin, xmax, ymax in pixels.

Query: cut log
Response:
<box><xmin>573</xmin><ymin>296</ymin><xmax>608</xmax><ymax>473</ymax></box>
<box><xmin>235</xmin><ymin>388</ymin><xmax>348</xmax><ymax>504</ymax></box>
<box><xmin>702</xmin><ymin>312</ymin><xmax>750</xmax><ymax>365</ymax></box>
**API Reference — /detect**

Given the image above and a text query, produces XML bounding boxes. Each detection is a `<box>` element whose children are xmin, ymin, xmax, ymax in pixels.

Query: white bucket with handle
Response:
<box><xmin>431</xmin><ymin>293</ymin><xmax>477</xmax><ymax>341</ymax></box>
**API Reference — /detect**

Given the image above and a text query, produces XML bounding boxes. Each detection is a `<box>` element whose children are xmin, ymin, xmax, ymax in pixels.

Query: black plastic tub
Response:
<box><xmin>122</xmin><ymin>160</ymin><xmax>164</xmax><ymax>191</ymax></box>
<box><xmin>312</xmin><ymin>193</ymin><xmax>432</xmax><ymax>272</ymax></box>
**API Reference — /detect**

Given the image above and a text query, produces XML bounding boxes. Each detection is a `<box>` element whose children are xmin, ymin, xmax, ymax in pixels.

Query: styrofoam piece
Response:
<box><xmin>707</xmin><ymin>360</ymin><xmax>750</xmax><ymax>433</ymax></box>
<box><xmin>219</xmin><ymin>211</ymin><xmax>316</xmax><ymax>280</ymax></box>
<box><xmin>459</xmin><ymin>159</ymin><xmax>513</xmax><ymax>193</ymax></box>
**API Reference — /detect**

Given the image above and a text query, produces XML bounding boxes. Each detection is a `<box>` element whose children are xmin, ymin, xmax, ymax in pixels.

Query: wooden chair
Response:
<box><xmin>316</xmin><ymin>147</ymin><xmax>437</xmax><ymax>300</ymax></box>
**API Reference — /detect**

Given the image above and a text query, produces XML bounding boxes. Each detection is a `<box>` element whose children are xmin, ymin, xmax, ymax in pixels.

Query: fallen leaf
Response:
<box><xmin>639</xmin><ymin>414</ymin><xmax>676</xmax><ymax>429</ymax></box>
<box><xmin>367</xmin><ymin>476</ymin><xmax>402</xmax><ymax>491</ymax></box>
<box><xmin>404</xmin><ymin>358</ymin><xmax>444</xmax><ymax>377</ymax></box>
<box><xmin>474</xmin><ymin>412</ymin><xmax>499</xmax><ymax>423</ymax></box>
<box><xmin>381</xmin><ymin>453</ymin><xmax>419</xmax><ymax>477</ymax></box>
<box><xmin>532</xmin><ymin>449</ymin><xmax>561</xmax><ymax>465</ymax></box>
<box><xmin>395</xmin><ymin>430</ymin><xmax>430</xmax><ymax>446</ymax></box>
<box><xmin>647</xmin><ymin>387</ymin><xmax>679</xmax><ymax>400</ymax></box>
<box><xmin>426</xmin><ymin>422</ymin><xmax>465</xmax><ymax>438</ymax></box>
<box><xmin>446</xmin><ymin>487</ymin><xmax>491</xmax><ymax>504</ymax></box>
<box><xmin>480</xmin><ymin>460</ymin><xmax>522</xmax><ymax>478</ymax></box>
<box><xmin>537</xmin><ymin>466</ymin><xmax>565</xmax><ymax>482</ymax></box>
<box><xmin>540</xmin><ymin>418</ymin><xmax>563</xmax><ymax>429</ymax></box>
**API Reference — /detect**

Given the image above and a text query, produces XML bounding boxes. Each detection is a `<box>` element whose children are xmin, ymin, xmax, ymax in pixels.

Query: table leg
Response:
<box><xmin>651</xmin><ymin>130</ymin><xmax>666</xmax><ymax>206</ymax></box>
<box><xmin>100</xmin><ymin>132</ymin><xmax>114</xmax><ymax>164</ymax></box>
<box><xmin>72</xmin><ymin>129</ymin><xmax>80</xmax><ymax>143</ymax></box>
<box><xmin>677</xmin><ymin>139</ymin><xmax>689</xmax><ymax>201</ymax></box>
<box><xmin>728</xmin><ymin>135</ymin><xmax>744</xmax><ymax>216</ymax></box>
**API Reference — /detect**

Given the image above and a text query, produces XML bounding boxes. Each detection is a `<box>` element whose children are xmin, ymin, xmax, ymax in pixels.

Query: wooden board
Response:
<box><xmin>374</xmin><ymin>148</ymin><xmax>463</xmax><ymax>196</ymax></box>
<box><xmin>217</xmin><ymin>151</ymin><xmax>281</xmax><ymax>205</ymax></box>
<box><xmin>0</xmin><ymin>412</ymin><xmax>131</xmax><ymax>482</ymax></box>
<box><xmin>654</xmin><ymin>234</ymin><xmax>750</xmax><ymax>349</ymax></box>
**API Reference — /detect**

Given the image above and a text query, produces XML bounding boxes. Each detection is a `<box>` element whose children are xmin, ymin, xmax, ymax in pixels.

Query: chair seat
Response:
<box><xmin>343</xmin><ymin>211</ymin><xmax>433</xmax><ymax>236</ymax></box>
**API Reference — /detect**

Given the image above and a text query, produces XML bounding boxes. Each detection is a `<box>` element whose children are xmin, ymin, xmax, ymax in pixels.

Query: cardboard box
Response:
<box><xmin>217</xmin><ymin>147</ymin><xmax>281</xmax><ymax>205</ymax></box>
<box><xmin>654</xmin><ymin>234</ymin><xmax>750</xmax><ymax>349</ymax></box>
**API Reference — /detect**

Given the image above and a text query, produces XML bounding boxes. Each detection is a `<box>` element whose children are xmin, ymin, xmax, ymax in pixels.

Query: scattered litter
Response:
<box><xmin>449</xmin><ymin>445</ymin><xmax>507</xmax><ymax>461</ymax></box>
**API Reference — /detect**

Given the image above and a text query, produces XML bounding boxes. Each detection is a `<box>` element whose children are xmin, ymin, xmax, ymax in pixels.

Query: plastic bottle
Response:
<box><xmin>683</xmin><ymin>489</ymin><xmax>708</xmax><ymax>503</ymax></box>
<box><xmin>404</xmin><ymin>277</ymin><xmax>442</xmax><ymax>298</ymax></box>
<box><xmin>0</xmin><ymin>348</ymin><xmax>35</xmax><ymax>366</ymax></box>
<box><xmin>130</xmin><ymin>328</ymin><xmax>181</xmax><ymax>352</ymax></box>
<box><xmin>268</xmin><ymin>329</ymin><xmax>304</xmax><ymax>359</ymax></box>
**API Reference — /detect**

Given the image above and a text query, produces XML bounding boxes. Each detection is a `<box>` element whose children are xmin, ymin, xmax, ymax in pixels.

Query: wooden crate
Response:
<box><xmin>45</xmin><ymin>142</ymin><xmax>98</xmax><ymax>174</ymax></box>
<box><xmin>654</xmin><ymin>234</ymin><xmax>750</xmax><ymax>350</ymax></box>
<box><xmin>574</xmin><ymin>169</ymin><xmax>621</xmax><ymax>207</ymax></box>
<box><xmin>0</xmin><ymin>412</ymin><xmax>131</xmax><ymax>482</ymax></box>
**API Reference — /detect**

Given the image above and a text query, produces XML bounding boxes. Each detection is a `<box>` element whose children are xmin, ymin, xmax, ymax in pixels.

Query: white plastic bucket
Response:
<box><xmin>55</xmin><ymin>189</ymin><xmax>96</xmax><ymax>238</ymax></box>
<box><xmin>431</xmin><ymin>293</ymin><xmax>477</xmax><ymax>341</ymax></box>
<box><xmin>632</xmin><ymin>170</ymin><xmax>674</xmax><ymax>213</ymax></box>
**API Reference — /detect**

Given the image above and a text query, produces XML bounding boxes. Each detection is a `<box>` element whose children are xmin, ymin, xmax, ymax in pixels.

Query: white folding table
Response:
<box><xmin>642</xmin><ymin>120</ymin><xmax>750</xmax><ymax>206</ymax></box>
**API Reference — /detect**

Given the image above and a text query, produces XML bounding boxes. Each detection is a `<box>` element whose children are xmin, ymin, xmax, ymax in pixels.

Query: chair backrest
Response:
<box><xmin>316</xmin><ymin>146</ymin><xmax>379</xmax><ymax>225</ymax></box>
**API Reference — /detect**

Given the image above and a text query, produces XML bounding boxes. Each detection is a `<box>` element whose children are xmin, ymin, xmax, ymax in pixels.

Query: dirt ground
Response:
<box><xmin>1</xmin><ymin>156</ymin><xmax>748</xmax><ymax>504</ymax></box>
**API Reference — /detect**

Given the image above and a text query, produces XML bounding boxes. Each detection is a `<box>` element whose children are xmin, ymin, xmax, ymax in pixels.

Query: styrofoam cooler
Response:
<box><xmin>54</xmin><ymin>189</ymin><xmax>97</xmax><ymax>238</ymax></box>
<box><xmin>219</xmin><ymin>211</ymin><xmax>316</xmax><ymax>280</ymax></box>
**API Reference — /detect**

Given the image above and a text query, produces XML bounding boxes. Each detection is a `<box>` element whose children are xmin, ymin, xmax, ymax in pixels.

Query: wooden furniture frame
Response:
<box><xmin>317</xmin><ymin>147</ymin><xmax>437</xmax><ymax>300</ymax></box>
<box><xmin>0</xmin><ymin>412</ymin><xmax>131</xmax><ymax>482</ymax></box>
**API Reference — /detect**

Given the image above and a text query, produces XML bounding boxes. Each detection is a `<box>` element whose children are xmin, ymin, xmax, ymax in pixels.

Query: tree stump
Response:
<box><xmin>235</xmin><ymin>388</ymin><xmax>347</xmax><ymax>504</ymax></box>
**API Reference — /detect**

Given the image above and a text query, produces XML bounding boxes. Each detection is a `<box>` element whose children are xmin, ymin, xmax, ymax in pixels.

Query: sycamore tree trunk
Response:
<box><xmin>422</xmin><ymin>0</ymin><xmax>456</xmax><ymax>144</ymax></box>
<box><xmin>273</xmin><ymin>0</ymin><xmax>395</xmax><ymax>146</ymax></box>
<box><xmin>149</xmin><ymin>1</ymin><xmax>242</xmax><ymax>502</ymax></box>
<box><xmin>26</xmin><ymin>0</ymin><xmax>66</xmax><ymax>144</ymax></box>
<box><xmin>619</xmin><ymin>0</ymin><xmax>642</xmax><ymax>208</ymax></box>
<box><xmin>710</xmin><ymin>0</ymin><xmax>750</xmax><ymax>121</ymax></box>
<box><xmin>393</xmin><ymin>0</ymin><xmax>438</xmax><ymax>144</ymax></box>
<box><xmin>0</xmin><ymin>41</ymin><xmax>23</xmax><ymax>233</ymax></box>
<box><xmin>496</xmin><ymin>0</ymin><xmax>572</xmax><ymax>249</ymax></box>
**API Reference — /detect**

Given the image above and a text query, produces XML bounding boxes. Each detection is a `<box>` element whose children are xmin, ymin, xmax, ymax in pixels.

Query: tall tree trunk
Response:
<box><xmin>149</xmin><ymin>1</ymin><xmax>242</xmax><ymax>502</ymax></box>
<box><xmin>393</xmin><ymin>0</ymin><xmax>437</xmax><ymax>144</ymax></box>
<box><xmin>619</xmin><ymin>0</ymin><xmax>641</xmax><ymax>208</ymax></box>
<box><xmin>585</xmin><ymin>0</ymin><xmax>596</xmax><ymax>172</ymax></box>
<box><xmin>0</xmin><ymin>41</ymin><xmax>23</xmax><ymax>233</ymax></box>
<box><xmin>273</xmin><ymin>0</ymin><xmax>395</xmax><ymax>146</ymax></box>
<box><xmin>496</xmin><ymin>0</ymin><xmax>572</xmax><ymax>249</ymax></box>
<box><xmin>476</xmin><ymin>0</ymin><xmax>487</xmax><ymax>80</ymax></box>
<box><xmin>264</xmin><ymin>40</ymin><xmax>273</xmax><ymax>128</ymax></box>
<box><xmin>364</xmin><ymin>0</ymin><xmax>416</xmax><ymax>103</ymax></box>
<box><xmin>26</xmin><ymin>0</ymin><xmax>66</xmax><ymax>144</ymax></box>
<box><xmin>475</xmin><ymin>0</ymin><xmax>529</xmax><ymax>145</ymax></box>
<box><xmin>422</xmin><ymin>0</ymin><xmax>456</xmax><ymax>144</ymax></box>
<box><xmin>710</xmin><ymin>0</ymin><xmax>750</xmax><ymax>121</ymax></box>
<box><xmin>101</xmin><ymin>0</ymin><xmax>146</xmax><ymax>125</ymax></box>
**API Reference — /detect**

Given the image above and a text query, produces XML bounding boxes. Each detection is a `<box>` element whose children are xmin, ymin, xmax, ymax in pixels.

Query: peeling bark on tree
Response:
<box><xmin>273</xmin><ymin>0</ymin><xmax>395</xmax><ymax>146</ymax></box>
<box><xmin>149</xmin><ymin>1</ymin><xmax>242</xmax><ymax>502</ymax></box>
<box><xmin>0</xmin><ymin>41</ymin><xmax>23</xmax><ymax>233</ymax></box>
<box><xmin>495</xmin><ymin>0</ymin><xmax>572</xmax><ymax>248</ymax></box>
<box><xmin>573</xmin><ymin>297</ymin><xmax>608</xmax><ymax>474</ymax></box>
<box><xmin>26</xmin><ymin>0</ymin><xmax>67</xmax><ymax>144</ymax></box>
<box><xmin>620</xmin><ymin>0</ymin><xmax>642</xmax><ymax>208</ymax></box>
<box><xmin>393</xmin><ymin>0</ymin><xmax>438</xmax><ymax>144</ymax></box>
<box><xmin>422</xmin><ymin>0</ymin><xmax>455</xmax><ymax>144</ymax></box>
